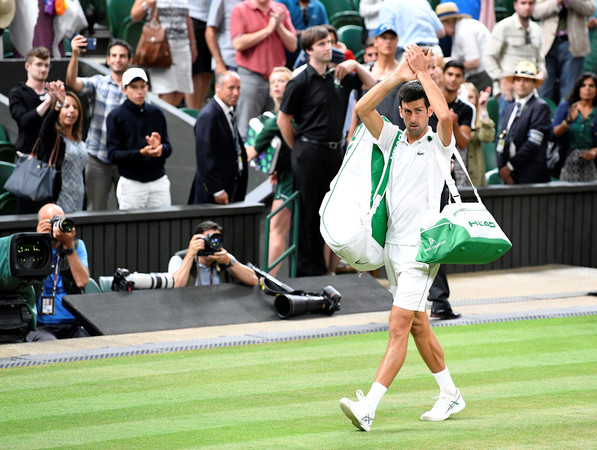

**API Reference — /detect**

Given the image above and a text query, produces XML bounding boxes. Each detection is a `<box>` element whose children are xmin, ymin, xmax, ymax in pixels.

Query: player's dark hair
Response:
<box><xmin>398</xmin><ymin>81</ymin><xmax>429</xmax><ymax>108</ymax></box>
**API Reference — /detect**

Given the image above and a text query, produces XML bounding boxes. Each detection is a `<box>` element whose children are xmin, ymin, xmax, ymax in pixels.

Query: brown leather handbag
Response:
<box><xmin>134</xmin><ymin>6</ymin><xmax>172</xmax><ymax>69</ymax></box>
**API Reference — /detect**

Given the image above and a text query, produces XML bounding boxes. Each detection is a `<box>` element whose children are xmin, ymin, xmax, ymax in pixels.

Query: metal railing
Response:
<box><xmin>263</xmin><ymin>190</ymin><xmax>300</xmax><ymax>278</ymax></box>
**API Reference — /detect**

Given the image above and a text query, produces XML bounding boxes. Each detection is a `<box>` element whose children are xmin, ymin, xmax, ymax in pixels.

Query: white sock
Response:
<box><xmin>365</xmin><ymin>382</ymin><xmax>387</xmax><ymax>410</ymax></box>
<box><xmin>433</xmin><ymin>367</ymin><xmax>457</xmax><ymax>396</ymax></box>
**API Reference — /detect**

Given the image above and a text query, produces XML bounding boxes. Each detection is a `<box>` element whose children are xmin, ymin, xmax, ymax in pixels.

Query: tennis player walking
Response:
<box><xmin>339</xmin><ymin>45</ymin><xmax>465</xmax><ymax>431</ymax></box>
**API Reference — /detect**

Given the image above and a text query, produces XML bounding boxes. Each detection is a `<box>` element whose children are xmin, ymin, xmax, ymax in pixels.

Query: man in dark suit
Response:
<box><xmin>497</xmin><ymin>61</ymin><xmax>552</xmax><ymax>184</ymax></box>
<box><xmin>188</xmin><ymin>71</ymin><xmax>248</xmax><ymax>204</ymax></box>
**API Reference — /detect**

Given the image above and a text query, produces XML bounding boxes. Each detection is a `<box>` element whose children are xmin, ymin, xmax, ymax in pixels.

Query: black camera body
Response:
<box><xmin>197</xmin><ymin>232</ymin><xmax>223</xmax><ymax>256</ymax></box>
<box><xmin>50</xmin><ymin>216</ymin><xmax>75</xmax><ymax>233</ymax></box>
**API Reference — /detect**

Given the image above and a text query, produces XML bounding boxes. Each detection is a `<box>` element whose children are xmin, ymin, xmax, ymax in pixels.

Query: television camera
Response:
<box><xmin>0</xmin><ymin>233</ymin><xmax>54</xmax><ymax>342</ymax></box>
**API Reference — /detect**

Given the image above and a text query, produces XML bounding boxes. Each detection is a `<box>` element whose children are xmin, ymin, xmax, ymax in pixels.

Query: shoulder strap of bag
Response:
<box><xmin>369</xmin><ymin>127</ymin><xmax>402</xmax><ymax>216</ymax></box>
<box><xmin>48</xmin><ymin>133</ymin><xmax>61</xmax><ymax>167</ymax></box>
<box><xmin>149</xmin><ymin>5</ymin><xmax>160</xmax><ymax>25</ymax></box>
<box><xmin>429</xmin><ymin>137</ymin><xmax>482</xmax><ymax>206</ymax></box>
<box><xmin>29</xmin><ymin>138</ymin><xmax>40</xmax><ymax>159</ymax></box>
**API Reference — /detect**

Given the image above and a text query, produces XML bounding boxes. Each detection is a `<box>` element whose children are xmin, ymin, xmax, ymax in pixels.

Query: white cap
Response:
<box><xmin>122</xmin><ymin>67</ymin><xmax>148</xmax><ymax>87</ymax></box>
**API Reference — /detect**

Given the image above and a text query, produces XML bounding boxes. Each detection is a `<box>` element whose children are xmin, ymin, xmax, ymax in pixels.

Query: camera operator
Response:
<box><xmin>26</xmin><ymin>203</ymin><xmax>90</xmax><ymax>341</ymax></box>
<box><xmin>168</xmin><ymin>221</ymin><xmax>258</xmax><ymax>288</ymax></box>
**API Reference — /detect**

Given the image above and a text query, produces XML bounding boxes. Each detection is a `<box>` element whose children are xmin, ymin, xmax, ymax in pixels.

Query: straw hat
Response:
<box><xmin>435</xmin><ymin>2</ymin><xmax>471</xmax><ymax>21</ymax></box>
<box><xmin>505</xmin><ymin>61</ymin><xmax>544</xmax><ymax>86</ymax></box>
<box><xmin>0</xmin><ymin>0</ymin><xmax>15</xmax><ymax>29</ymax></box>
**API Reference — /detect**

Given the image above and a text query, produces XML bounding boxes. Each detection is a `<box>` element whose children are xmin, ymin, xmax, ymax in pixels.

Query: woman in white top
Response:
<box><xmin>131</xmin><ymin>0</ymin><xmax>198</xmax><ymax>106</ymax></box>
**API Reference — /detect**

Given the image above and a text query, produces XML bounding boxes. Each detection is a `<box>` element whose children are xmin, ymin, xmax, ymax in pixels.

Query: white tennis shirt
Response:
<box><xmin>375</xmin><ymin>120</ymin><xmax>455</xmax><ymax>245</ymax></box>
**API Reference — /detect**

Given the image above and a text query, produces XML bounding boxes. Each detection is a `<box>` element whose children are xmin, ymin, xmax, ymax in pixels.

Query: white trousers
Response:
<box><xmin>116</xmin><ymin>175</ymin><xmax>171</xmax><ymax>210</ymax></box>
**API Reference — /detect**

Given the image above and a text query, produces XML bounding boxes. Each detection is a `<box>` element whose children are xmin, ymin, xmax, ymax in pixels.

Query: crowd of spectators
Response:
<box><xmin>3</xmin><ymin>1</ymin><xmax>597</xmax><ymax>210</ymax></box>
<box><xmin>3</xmin><ymin>0</ymin><xmax>597</xmax><ymax>340</ymax></box>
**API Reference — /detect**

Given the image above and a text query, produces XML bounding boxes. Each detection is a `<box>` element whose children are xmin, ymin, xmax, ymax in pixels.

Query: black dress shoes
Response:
<box><xmin>430</xmin><ymin>308</ymin><xmax>462</xmax><ymax>320</ymax></box>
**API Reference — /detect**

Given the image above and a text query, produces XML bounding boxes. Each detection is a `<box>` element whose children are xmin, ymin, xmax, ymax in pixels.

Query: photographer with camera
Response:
<box><xmin>168</xmin><ymin>221</ymin><xmax>258</xmax><ymax>288</ymax></box>
<box><xmin>26</xmin><ymin>204</ymin><xmax>90</xmax><ymax>341</ymax></box>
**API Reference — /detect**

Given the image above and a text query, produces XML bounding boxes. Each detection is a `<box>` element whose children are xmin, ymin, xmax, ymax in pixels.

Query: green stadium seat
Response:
<box><xmin>85</xmin><ymin>278</ymin><xmax>103</xmax><ymax>293</ymax></box>
<box><xmin>483</xmin><ymin>141</ymin><xmax>498</xmax><ymax>172</ymax></box>
<box><xmin>330</xmin><ymin>11</ymin><xmax>363</xmax><ymax>29</ymax></box>
<box><xmin>322</xmin><ymin>0</ymin><xmax>357</xmax><ymax>17</ymax></box>
<box><xmin>99</xmin><ymin>276</ymin><xmax>114</xmax><ymax>293</ymax></box>
<box><xmin>494</xmin><ymin>0</ymin><xmax>514</xmax><ymax>22</ymax></box>
<box><xmin>0</xmin><ymin>124</ymin><xmax>8</xmax><ymax>142</ymax></box>
<box><xmin>486</xmin><ymin>97</ymin><xmax>500</xmax><ymax>130</ymax></box>
<box><xmin>0</xmin><ymin>191</ymin><xmax>16</xmax><ymax>215</ymax></box>
<box><xmin>120</xmin><ymin>17</ymin><xmax>144</xmax><ymax>52</ymax></box>
<box><xmin>0</xmin><ymin>161</ymin><xmax>16</xmax><ymax>195</ymax></box>
<box><xmin>485</xmin><ymin>168</ymin><xmax>504</xmax><ymax>185</ymax></box>
<box><xmin>354</xmin><ymin>48</ymin><xmax>365</xmax><ymax>63</ymax></box>
<box><xmin>337</xmin><ymin>25</ymin><xmax>364</xmax><ymax>55</ymax></box>
<box><xmin>0</xmin><ymin>142</ymin><xmax>16</xmax><ymax>164</ymax></box>
<box><xmin>93</xmin><ymin>0</ymin><xmax>110</xmax><ymax>27</ymax></box>
<box><xmin>541</xmin><ymin>96</ymin><xmax>557</xmax><ymax>117</ymax></box>
<box><xmin>428</xmin><ymin>0</ymin><xmax>442</xmax><ymax>11</ymax></box>
<box><xmin>3</xmin><ymin>29</ymin><xmax>13</xmax><ymax>58</ymax></box>
<box><xmin>106</xmin><ymin>0</ymin><xmax>136</xmax><ymax>39</ymax></box>
<box><xmin>180</xmin><ymin>107</ymin><xmax>200</xmax><ymax>118</ymax></box>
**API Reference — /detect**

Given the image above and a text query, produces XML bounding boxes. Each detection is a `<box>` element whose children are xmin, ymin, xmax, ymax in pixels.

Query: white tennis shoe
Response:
<box><xmin>340</xmin><ymin>389</ymin><xmax>375</xmax><ymax>432</ymax></box>
<box><xmin>420</xmin><ymin>388</ymin><xmax>466</xmax><ymax>421</ymax></box>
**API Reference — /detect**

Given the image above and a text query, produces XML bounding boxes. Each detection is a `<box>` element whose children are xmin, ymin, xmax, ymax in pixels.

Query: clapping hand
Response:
<box><xmin>403</xmin><ymin>44</ymin><xmax>431</xmax><ymax>76</ymax></box>
<box><xmin>141</xmin><ymin>132</ymin><xmax>163</xmax><ymax>157</ymax></box>
<box><xmin>46</xmin><ymin>80</ymin><xmax>66</xmax><ymax>104</ymax></box>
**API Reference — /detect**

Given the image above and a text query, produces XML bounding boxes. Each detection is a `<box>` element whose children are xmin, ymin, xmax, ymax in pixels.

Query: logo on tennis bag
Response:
<box><xmin>416</xmin><ymin>146</ymin><xmax>512</xmax><ymax>265</ymax></box>
<box><xmin>320</xmin><ymin>120</ymin><xmax>400</xmax><ymax>272</ymax></box>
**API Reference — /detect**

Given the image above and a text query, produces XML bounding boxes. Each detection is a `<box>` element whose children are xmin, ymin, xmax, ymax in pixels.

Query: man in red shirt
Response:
<box><xmin>230</xmin><ymin>0</ymin><xmax>297</xmax><ymax>139</ymax></box>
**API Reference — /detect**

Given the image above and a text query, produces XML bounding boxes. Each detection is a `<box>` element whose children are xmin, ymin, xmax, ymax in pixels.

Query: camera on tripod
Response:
<box><xmin>49</xmin><ymin>215</ymin><xmax>75</xmax><ymax>233</ymax></box>
<box><xmin>197</xmin><ymin>232</ymin><xmax>223</xmax><ymax>256</ymax></box>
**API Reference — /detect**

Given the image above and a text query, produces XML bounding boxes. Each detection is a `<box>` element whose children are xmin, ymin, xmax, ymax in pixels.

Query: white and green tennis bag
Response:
<box><xmin>320</xmin><ymin>120</ymin><xmax>400</xmax><ymax>271</ymax></box>
<box><xmin>416</xmin><ymin>145</ymin><xmax>512</xmax><ymax>264</ymax></box>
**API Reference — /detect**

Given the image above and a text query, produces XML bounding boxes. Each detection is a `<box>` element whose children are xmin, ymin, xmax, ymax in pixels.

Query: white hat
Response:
<box><xmin>122</xmin><ymin>67</ymin><xmax>148</xmax><ymax>87</ymax></box>
<box><xmin>0</xmin><ymin>0</ymin><xmax>16</xmax><ymax>29</ymax></box>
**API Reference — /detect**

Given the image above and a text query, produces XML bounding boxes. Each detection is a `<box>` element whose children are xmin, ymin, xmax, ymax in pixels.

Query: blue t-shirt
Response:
<box><xmin>277</xmin><ymin>0</ymin><xmax>328</xmax><ymax>30</ymax></box>
<box><xmin>440</xmin><ymin>0</ymin><xmax>480</xmax><ymax>20</ymax></box>
<box><xmin>37</xmin><ymin>241</ymin><xmax>88</xmax><ymax>324</ymax></box>
<box><xmin>379</xmin><ymin>0</ymin><xmax>443</xmax><ymax>48</ymax></box>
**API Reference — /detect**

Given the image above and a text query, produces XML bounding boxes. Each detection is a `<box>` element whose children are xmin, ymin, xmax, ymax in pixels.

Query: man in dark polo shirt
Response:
<box><xmin>277</xmin><ymin>25</ymin><xmax>376</xmax><ymax>276</ymax></box>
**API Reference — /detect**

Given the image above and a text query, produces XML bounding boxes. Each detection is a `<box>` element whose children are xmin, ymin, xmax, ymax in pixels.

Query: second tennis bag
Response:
<box><xmin>320</xmin><ymin>120</ymin><xmax>400</xmax><ymax>271</ymax></box>
<box><xmin>416</xmin><ymin>146</ymin><xmax>512</xmax><ymax>265</ymax></box>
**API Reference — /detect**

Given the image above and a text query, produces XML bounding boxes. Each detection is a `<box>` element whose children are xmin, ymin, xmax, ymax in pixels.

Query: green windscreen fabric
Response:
<box><xmin>370</xmin><ymin>129</ymin><xmax>401</xmax><ymax>247</ymax></box>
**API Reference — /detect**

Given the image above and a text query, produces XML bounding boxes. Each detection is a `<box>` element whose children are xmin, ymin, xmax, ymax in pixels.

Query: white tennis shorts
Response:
<box><xmin>384</xmin><ymin>243</ymin><xmax>439</xmax><ymax>312</ymax></box>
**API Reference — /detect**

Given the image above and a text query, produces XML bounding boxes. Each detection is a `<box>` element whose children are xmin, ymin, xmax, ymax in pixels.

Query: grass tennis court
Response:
<box><xmin>1</xmin><ymin>315</ymin><xmax>596</xmax><ymax>448</ymax></box>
